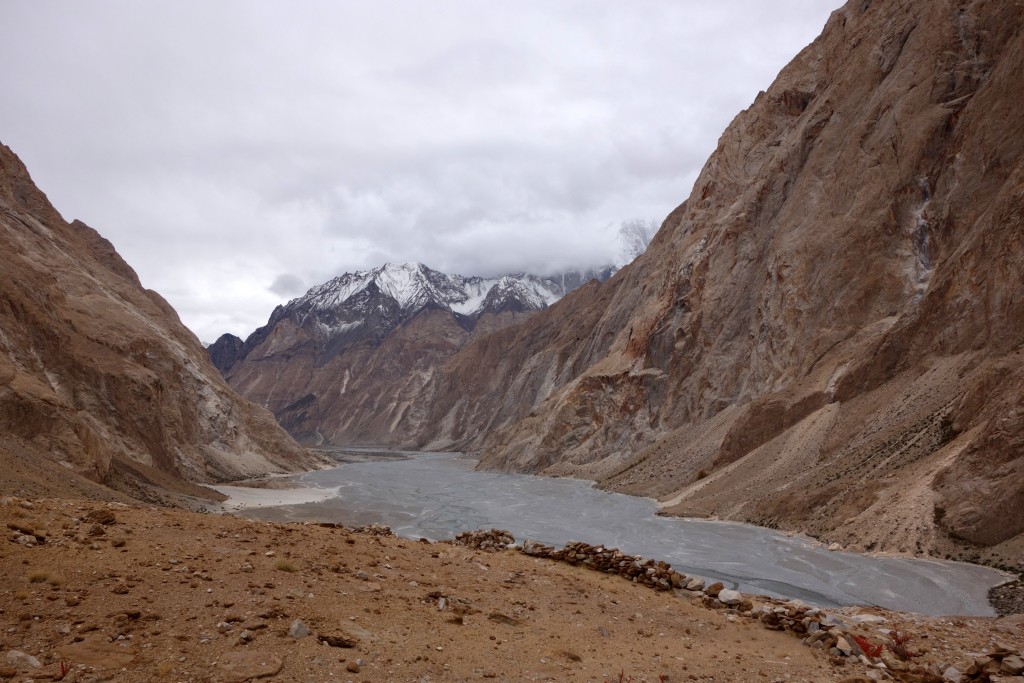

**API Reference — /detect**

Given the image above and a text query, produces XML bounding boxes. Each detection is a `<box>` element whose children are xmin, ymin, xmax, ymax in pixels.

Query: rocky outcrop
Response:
<box><xmin>0</xmin><ymin>142</ymin><xmax>320</xmax><ymax>502</ymax></box>
<box><xmin>215</xmin><ymin>262</ymin><xmax>621</xmax><ymax>445</ymax></box>
<box><xmin>207</xmin><ymin>333</ymin><xmax>244</xmax><ymax>375</ymax></box>
<box><xmin>383</xmin><ymin>0</ymin><xmax>1024</xmax><ymax>560</ymax></box>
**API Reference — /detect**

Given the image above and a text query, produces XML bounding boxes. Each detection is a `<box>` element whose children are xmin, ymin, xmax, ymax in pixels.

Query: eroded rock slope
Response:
<box><xmin>0</xmin><ymin>143</ymin><xmax>320</xmax><ymax>502</ymax></box>
<box><xmin>401</xmin><ymin>0</ymin><xmax>1024</xmax><ymax>563</ymax></box>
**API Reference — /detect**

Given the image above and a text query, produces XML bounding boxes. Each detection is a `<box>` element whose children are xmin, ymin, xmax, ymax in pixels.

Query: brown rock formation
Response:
<box><xmin>0</xmin><ymin>142</ymin><xmax>320</xmax><ymax>502</ymax></box>
<box><xmin>391</xmin><ymin>0</ymin><xmax>1024</xmax><ymax>561</ymax></box>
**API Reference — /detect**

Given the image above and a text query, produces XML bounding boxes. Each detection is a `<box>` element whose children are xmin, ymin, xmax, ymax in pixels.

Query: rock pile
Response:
<box><xmin>453</xmin><ymin>529</ymin><xmax>515</xmax><ymax>551</ymax></box>
<box><xmin>522</xmin><ymin>539</ymin><xmax>688</xmax><ymax>591</ymax></box>
<box><xmin>961</xmin><ymin>643</ymin><xmax>1024</xmax><ymax>680</ymax></box>
<box><xmin>6</xmin><ymin>521</ymin><xmax>45</xmax><ymax>546</ymax></box>
<box><xmin>351</xmin><ymin>523</ymin><xmax>393</xmax><ymax>536</ymax></box>
<box><xmin>448</xmin><ymin>529</ymin><xmax>1021</xmax><ymax>682</ymax></box>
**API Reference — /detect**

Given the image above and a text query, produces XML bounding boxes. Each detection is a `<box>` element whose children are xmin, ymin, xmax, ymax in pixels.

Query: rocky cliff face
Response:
<box><xmin>393</xmin><ymin>0</ymin><xmax>1024</xmax><ymax>562</ymax></box>
<box><xmin>214</xmin><ymin>262</ymin><xmax>616</xmax><ymax>445</ymax></box>
<box><xmin>0</xmin><ymin>143</ymin><xmax>321</xmax><ymax>502</ymax></box>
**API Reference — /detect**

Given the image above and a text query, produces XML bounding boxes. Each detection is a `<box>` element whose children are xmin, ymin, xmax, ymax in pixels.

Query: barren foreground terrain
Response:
<box><xmin>1</xmin><ymin>496</ymin><xmax>1022</xmax><ymax>683</ymax></box>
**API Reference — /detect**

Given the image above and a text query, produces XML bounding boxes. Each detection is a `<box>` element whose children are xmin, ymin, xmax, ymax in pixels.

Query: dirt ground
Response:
<box><xmin>1</xmin><ymin>496</ymin><xmax>1021</xmax><ymax>683</ymax></box>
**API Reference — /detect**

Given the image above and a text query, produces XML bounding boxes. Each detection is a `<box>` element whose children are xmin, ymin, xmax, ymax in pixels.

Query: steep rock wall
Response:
<box><xmin>0</xmin><ymin>143</ymin><xmax>320</xmax><ymax>501</ymax></box>
<box><xmin>401</xmin><ymin>0</ymin><xmax>1024</xmax><ymax>560</ymax></box>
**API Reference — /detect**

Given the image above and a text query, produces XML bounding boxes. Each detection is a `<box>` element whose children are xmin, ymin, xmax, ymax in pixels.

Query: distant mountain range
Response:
<box><xmin>207</xmin><ymin>256</ymin><xmax>637</xmax><ymax>444</ymax></box>
<box><xmin>209</xmin><ymin>261</ymin><xmax>618</xmax><ymax>374</ymax></box>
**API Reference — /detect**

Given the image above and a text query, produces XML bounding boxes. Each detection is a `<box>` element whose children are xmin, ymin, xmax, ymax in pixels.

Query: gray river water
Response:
<box><xmin>225</xmin><ymin>450</ymin><xmax>1007</xmax><ymax>616</ymax></box>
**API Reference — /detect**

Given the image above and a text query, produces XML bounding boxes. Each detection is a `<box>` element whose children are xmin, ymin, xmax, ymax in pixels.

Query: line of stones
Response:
<box><xmin>449</xmin><ymin>528</ymin><xmax>1023</xmax><ymax>680</ymax></box>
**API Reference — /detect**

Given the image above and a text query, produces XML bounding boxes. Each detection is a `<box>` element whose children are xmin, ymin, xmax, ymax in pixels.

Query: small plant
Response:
<box><xmin>887</xmin><ymin>630</ymin><xmax>916</xmax><ymax>660</ymax></box>
<box><xmin>274</xmin><ymin>558</ymin><xmax>298</xmax><ymax>573</ymax></box>
<box><xmin>852</xmin><ymin>634</ymin><xmax>883</xmax><ymax>658</ymax></box>
<box><xmin>27</xmin><ymin>569</ymin><xmax>51</xmax><ymax>583</ymax></box>
<box><xmin>56</xmin><ymin>660</ymin><xmax>71</xmax><ymax>680</ymax></box>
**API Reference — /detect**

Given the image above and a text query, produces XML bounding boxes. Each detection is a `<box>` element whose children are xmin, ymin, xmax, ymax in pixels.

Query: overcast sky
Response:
<box><xmin>0</xmin><ymin>1</ymin><xmax>840</xmax><ymax>342</ymax></box>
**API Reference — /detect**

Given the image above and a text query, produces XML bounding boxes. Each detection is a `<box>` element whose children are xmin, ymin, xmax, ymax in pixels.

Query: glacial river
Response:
<box><xmin>215</xmin><ymin>450</ymin><xmax>1007</xmax><ymax>617</ymax></box>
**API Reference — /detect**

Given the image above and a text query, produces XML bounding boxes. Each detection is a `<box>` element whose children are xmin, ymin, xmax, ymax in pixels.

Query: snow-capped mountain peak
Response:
<box><xmin>276</xmin><ymin>262</ymin><xmax>582</xmax><ymax>341</ymax></box>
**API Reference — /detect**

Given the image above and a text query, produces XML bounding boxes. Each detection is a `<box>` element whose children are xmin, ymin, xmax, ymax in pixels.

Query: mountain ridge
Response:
<box><xmin>331</xmin><ymin>0</ymin><xmax>1024</xmax><ymax>567</ymax></box>
<box><xmin>0</xmin><ymin>141</ymin><xmax>322</xmax><ymax>504</ymax></box>
<box><xmin>209</xmin><ymin>259</ymin><xmax>627</xmax><ymax>444</ymax></box>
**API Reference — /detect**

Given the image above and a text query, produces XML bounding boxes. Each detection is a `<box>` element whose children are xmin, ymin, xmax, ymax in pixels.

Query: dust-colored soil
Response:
<box><xmin>1</xmin><ymin>496</ymin><xmax>1021</xmax><ymax>683</ymax></box>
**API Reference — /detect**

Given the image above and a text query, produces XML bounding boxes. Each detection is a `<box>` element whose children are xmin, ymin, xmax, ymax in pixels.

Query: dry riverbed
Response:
<box><xmin>1</xmin><ymin>496</ymin><xmax>1022</xmax><ymax>683</ymax></box>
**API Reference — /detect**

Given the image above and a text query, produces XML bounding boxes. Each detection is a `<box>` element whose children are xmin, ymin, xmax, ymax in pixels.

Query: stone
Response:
<box><xmin>686</xmin><ymin>578</ymin><xmax>705</xmax><ymax>591</ymax></box>
<box><xmin>488</xmin><ymin>613</ymin><xmax>521</xmax><ymax>626</ymax></box>
<box><xmin>215</xmin><ymin>651</ymin><xmax>284</xmax><ymax>683</ymax></box>
<box><xmin>346</xmin><ymin>661</ymin><xmax>361</xmax><ymax>673</ymax></box>
<box><xmin>56</xmin><ymin>641</ymin><xmax>138</xmax><ymax>668</ymax></box>
<box><xmin>705</xmin><ymin>582</ymin><xmax>724</xmax><ymax>597</ymax></box>
<box><xmin>717</xmin><ymin>589</ymin><xmax>742</xmax><ymax>606</ymax></box>
<box><xmin>5</xmin><ymin>650</ymin><xmax>41</xmax><ymax>668</ymax></box>
<box><xmin>1003</xmin><ymin>656</ymin><xmax>1024</xmax><ymax>675</ymax></box>
<box><xmin>319</xmin><ymin>634</ymin><xmax>357</xmax><ymax>648</ymax></box>
<box><xmin>943</xmin><ymin>666</ymin><xmax>963</xmax><ymax>683</ymax></box>
<box><xmin>84</xmin><ymin>509</ymin><xmax>116</xmax><ymax>525</ymax></box>
<box><xmin>288</xmin><ymin>619</ymin><xmax>310</xmax><ymax>638</ymax></box>
<box><xmin>849</xmin><ymin>613</ymin><xmax>887</xmax><ymax>625</ymax></box>
<box><xmin>880</xmin><ymin>650</ymin><xmax>908</xmax><ymax>672</ymax></box>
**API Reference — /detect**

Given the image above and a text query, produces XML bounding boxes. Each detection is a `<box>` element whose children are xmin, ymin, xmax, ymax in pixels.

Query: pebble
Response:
<box><xmin>288</xmin><ymin>619</ymin><xmax>310</xmax><ymax>638</ymax></box>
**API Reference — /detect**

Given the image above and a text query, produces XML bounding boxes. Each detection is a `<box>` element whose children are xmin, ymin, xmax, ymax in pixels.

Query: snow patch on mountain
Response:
<box><xmin>285</xmin><ymin>262</ymin><xmax>569</xmax><ymax>325</ymax></box>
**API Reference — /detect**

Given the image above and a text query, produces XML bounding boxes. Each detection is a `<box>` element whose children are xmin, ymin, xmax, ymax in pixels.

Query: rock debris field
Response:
<box><xmin>2</xmin><ymin>498</ymin><xmax>1022</xmax><ymax>683</ymax></box>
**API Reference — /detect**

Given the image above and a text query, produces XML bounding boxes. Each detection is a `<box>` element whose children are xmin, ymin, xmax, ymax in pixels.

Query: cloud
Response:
<box><xmin>0</xmin><ymin>0</ymin><xmax>842</xmax><ymax>341</ymax></box>
<box><xmin>269</xmin><ymin>274</ymin><xmax>306</xmax><ymax>297</ymax></box>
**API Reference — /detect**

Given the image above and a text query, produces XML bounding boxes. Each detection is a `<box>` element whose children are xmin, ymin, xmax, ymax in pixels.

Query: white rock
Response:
<box><xmin>850</xmin><ymin>613</ymin><xmax>888</xmax><ymax>624</ymax></box>
<box><xmin>718</xmin><ymin>589</ymin><xmax>743</xmax><ymax>606</ymax></box>
<box><xmin>942</xmin><ymin>666</ymin><xmax>962</xmax><ymax>683</ymax></box>
<box><xmin>288</xmin><ymin>619</ymin><xmax>310</xmax><ymax>638</ymax></box>
<box><xmin>6</xmin><ymin>650</ymin><xmax>42</xmax><ymax>668</ymax></box>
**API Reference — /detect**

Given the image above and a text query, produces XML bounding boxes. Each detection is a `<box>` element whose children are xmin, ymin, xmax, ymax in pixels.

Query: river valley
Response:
<box><xmin>214</xmin><ymin>450</ymin><xmax>1009</xmax><ymax>617</ymax></box>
